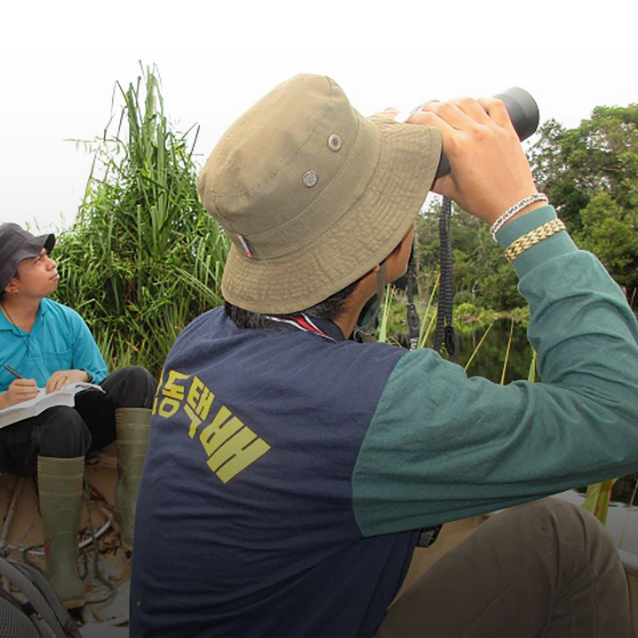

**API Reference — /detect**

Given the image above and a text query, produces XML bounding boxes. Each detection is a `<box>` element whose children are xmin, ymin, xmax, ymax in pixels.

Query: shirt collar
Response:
<box><xmin>0</xmin><ymin>312</ymin><xmax>11</xmax><ymax>331</ymax></box>
<box><xmin>264</xmin><ymin>313</ymin><xmax>345</xmax><ymax>343</ymax></box>
<box><xmin>0</xmin><ymin>300</ymin><xmax>46</xmax><ymax>332</ymax></box>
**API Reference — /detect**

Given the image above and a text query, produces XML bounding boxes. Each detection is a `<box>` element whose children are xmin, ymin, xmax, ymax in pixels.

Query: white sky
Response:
<box><xmin>2</xmin><ymin>0</ymin><xmax>636</xmax><ymax>232</ymax></box>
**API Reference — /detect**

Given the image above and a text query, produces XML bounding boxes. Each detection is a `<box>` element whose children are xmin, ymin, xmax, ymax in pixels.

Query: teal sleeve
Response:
<box><xmin>353</xmin><ymin>206</ymin><xmax>638</xmax><ymax>536</ymax></box>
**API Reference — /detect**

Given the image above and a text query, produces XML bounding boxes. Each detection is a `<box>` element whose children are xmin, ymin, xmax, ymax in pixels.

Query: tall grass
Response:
<box><xmin>583</xmin><ymin>481</ymin><xmax>617</xmax><ymax>525</ymax></box>
<box><xmin>53</xmin><ymin>65</ymin><xmax>228</xmax><ymax>376</ymax></box>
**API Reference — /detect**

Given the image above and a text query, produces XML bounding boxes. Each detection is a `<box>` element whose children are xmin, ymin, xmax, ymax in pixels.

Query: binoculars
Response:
<box><xmin>410</xmin><ymin>87</ymin><xmax>540</xmax><ymax>179</ymax></box>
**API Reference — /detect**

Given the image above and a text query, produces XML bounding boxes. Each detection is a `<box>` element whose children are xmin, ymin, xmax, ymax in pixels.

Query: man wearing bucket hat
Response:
<box><xmin>0</xmin><ymin>222</ymin><xmax>157</xmax><ymax>609</ymax></box>
<box><xmin>130</xmin><ymin>74</ymin><xmax>638</xmax><ymax>637</ymax></box>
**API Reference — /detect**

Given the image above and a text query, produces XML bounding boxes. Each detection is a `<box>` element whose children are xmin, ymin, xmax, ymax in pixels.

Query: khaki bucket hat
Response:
<box><xmin>196</xmin><ymin>74</ymin><xmax>441</xmax><ymax>314</ymax></box>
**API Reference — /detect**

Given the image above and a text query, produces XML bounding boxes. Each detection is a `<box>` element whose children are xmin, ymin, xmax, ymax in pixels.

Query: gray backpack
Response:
<box><xmin>0</xmin><ymin>552</ymin><xmax>81</xmax><ymax>638</ymax></box>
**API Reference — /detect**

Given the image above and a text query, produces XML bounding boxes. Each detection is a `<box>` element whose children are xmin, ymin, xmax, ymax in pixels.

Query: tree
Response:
<box><xmin>415</xmin><ymin>200</ymin><xmax>524</xmax><ymax>312</ymax></box>
<box><xmin>577</xmin><ymin>192</ymin><xmax>638</xmax><ymax>291</ymax></box>
<box><xmin>530</xmin><ymin>105</ymin><xmax>638</xmax><ymax>299</ymax></box>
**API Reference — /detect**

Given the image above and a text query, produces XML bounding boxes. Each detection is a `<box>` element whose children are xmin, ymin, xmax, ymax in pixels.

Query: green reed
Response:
<box><xmin>53</xmin><ymin>64</ymin><xmax>228</xmax><ymax>377</ymax></box>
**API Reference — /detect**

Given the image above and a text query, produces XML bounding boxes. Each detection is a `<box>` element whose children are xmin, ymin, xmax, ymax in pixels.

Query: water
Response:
<box><xmin>455</xmin><ymin>320</ymin><xmax>533</xmax><ymax>384</ymax></box>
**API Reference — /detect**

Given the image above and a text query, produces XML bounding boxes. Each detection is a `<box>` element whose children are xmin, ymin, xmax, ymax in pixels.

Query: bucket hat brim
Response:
<box><xmin>221</xmin><ymin>116</ymin><xmax>441</xmax><ymax>315</ymax></box>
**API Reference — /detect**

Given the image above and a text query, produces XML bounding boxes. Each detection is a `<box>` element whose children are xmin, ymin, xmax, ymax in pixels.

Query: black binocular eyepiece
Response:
<box><xmin>428</xmin><ymin>87</ymin><xmax>540</xmax><ymax>179</ymax></box>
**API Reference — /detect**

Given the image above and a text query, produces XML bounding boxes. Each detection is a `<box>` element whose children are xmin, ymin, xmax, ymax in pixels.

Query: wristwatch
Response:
<box><xmin>80</xmin><ymin>368</ymin><xmax>93</xmax><ymax>383</ymax></box>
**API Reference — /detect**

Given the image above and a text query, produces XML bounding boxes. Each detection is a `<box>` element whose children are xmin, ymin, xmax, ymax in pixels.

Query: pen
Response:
<box><xmin>3</xmin><ymin>364</ymin><xmax>23</xmax><ymax>379</ymax></box>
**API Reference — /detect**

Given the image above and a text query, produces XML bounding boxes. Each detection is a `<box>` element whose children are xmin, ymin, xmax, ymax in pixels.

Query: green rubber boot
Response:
<box><xmin>112</xmin><ymin>407</ymin><xmax>151</xmax><ymax>550</ymax></box>
<box><xmin>37</xmin><ymin>455</ymin><xmax>86</xmax><ymax>609</ymax></box>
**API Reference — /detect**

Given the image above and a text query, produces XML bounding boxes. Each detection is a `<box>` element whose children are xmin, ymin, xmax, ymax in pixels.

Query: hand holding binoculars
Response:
<box><xmin>407</xmin><ymin>88</ymin><xmax>540</xmax><ymax>179</ymax></box>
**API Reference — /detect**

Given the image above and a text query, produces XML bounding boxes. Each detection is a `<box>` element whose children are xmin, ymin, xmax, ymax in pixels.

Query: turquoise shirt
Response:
<box><xmin>0</xmin><ymin>298</ymin><xmax>107</xmax><ymax>392</ymax></box>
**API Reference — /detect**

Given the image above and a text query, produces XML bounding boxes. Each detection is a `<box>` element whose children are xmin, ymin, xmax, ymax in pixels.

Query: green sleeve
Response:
<box><xmin>353</xmin><ymin>206</ymin><xmax>638</xmax><ymax>537</ymax></box>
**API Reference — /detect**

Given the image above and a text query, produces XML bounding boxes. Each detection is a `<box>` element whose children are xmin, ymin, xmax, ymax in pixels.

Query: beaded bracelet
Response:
<box><xmin>490</xmin><ymin>193</ymin><xmax>549</xmax><ymax>241</ymax></box>
<box><xmin>504</xmin><ymin>218</ymin><xmax>566</xmax><ymax>263</ymax></box>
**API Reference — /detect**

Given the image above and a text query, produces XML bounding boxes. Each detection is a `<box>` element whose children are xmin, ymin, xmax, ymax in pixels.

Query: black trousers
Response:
<box><xmin>0</xmin><ymin>366</ymin><xmax>157</xmax><ymax>477</ymax></box>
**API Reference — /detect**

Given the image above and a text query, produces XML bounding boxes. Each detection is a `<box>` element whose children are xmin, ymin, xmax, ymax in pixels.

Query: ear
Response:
<box><xmin>4</xmin><ymin>278</ymin><xmax>19</xmax><ymax>295</ymax></box>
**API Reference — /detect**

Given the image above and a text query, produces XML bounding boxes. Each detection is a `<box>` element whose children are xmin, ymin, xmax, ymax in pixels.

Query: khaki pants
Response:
<box><xmin>377</xmin><ymin>499</ymin><xmax>631</xmax><ymax>637</ymax></box>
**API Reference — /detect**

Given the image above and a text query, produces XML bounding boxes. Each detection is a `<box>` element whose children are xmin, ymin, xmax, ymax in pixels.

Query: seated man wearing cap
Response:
<box><xmin>130</xmin><ymin>75</ymin><xmax>638</xmax><ymax>637</ymax></box>
<box><xmin>0</xmin><ymin>223</ymin><xmax>157</xmax><ymax>609</ymax></box>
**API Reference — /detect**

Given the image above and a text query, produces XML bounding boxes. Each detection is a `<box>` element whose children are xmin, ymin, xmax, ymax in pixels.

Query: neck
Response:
<box><xmin>333</xmin><ymin>272</ymin><xmax>380</xmax><ymax>339</ymax></box>
<box><xmin>333</xmin><ymin>312</ymin><xmax>359</xmax><ymax>341</ymax></box>
<box><xmin>0</xmin><ymin>295</ymin><xmax>42</xmax><ymax>332</ymax></box>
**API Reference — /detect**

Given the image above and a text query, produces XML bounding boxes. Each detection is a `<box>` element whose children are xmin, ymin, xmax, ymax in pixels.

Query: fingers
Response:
<box><xmin>405</xmin><ymin>107</ymin><xmax>455</xmax><ymax>132</ymax></box>
<box><xmin>407</xmin><ymin>96</ymin><xmax>536</xmax><ymax>222</ymax></box>
<box><xmin>46</xmin><ymin>371</ymin><xmax>70</xmax><ymax>394</ymax></box>
<box><xmin>407</xmin><ymin>98</ymin><xmax>503</xmax><ymax>162</ymax></box>
<box><xmin>8</xmin><ymin>378</ymin><xmax>38</xmax><ymax>404</ymax></box>
<box><xmin>45</xmin><ymin>369</ymin><xmax>87</xmax><ymax>393</ymax></box>
<box><xmin>11</xmin><ymin>378</ymin><xmax>37</xmax><ymax>391</ymax></box>
<box><xmin>477</xmin><ymin>97</ymin><xmax>514</xmax><ymax>130</ymax></box>
<box><xmin>372</xmin><ymin>106</ymin><xmax>399</xmax><ymax>120</ymax></box>
<box><xmin>413</xmin><ymin>97</ymin><xmax>513</xmax><ymax>135</ymax></box>
<box><xmin>426</xmin><ymin>98</ymin><xmax>492</xmax><ymax>129</ymax></box>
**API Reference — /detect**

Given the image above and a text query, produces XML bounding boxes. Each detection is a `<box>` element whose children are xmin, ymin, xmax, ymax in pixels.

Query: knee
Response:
<box><xmin>32</xmin><ymin>407</ymin><xmax>91</xmax><ymax>458</ymax></box>
<box><xmin>516</xmin><ymin>497</ymin><xmax>600</xmax><ymax>533</ymax></box>
<box><xmin>509</xmin><ymin>497</ymin><xmax>588</xmax><ymax>534</ymax></box>
<box><xmin>110</xmin><ymin>366</ymin><xmax>154</xmax><ymax>384</ymax></box>
<box><xmin>510</xmin><ymin>498</ymin><xmax>619</xmax><ymax>566</ymax></box>
<box><xmin>516</xmin><ymin>499</ymin><xmax>629</xmax><ymax>634</ymax></box>
<box><xmin>129</xmin><ymin>366</ymin><xmax>157</xmax><ymax>392</ymax></box>
<box><xmin>104</xmin><ymin>366</ymin><xmax>158</xmax><ymax>408</ymax></box>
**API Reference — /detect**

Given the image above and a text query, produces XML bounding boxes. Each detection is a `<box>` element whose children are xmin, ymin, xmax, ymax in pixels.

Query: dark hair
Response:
<box><xmin>225</xmin><ymin>232</ymin><xmax>409</xmax><ymax>330</ymax></box>
<box><xmin>226</xmin><ymin>277</ymin><xmax>362</xmax><ymax>330</ymax></box>
<box><xmin>1</xmin><ymin>269</ymin><xmax>18</xmax><ymax>300</ymax></box>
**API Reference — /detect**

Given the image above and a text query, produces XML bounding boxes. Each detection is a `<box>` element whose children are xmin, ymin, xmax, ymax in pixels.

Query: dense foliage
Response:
<box><xmin>53</xmin><ymin>66</ymin><xmax>228</xmax><ymax>376</ymax></box>
<box><xmin>531</xmin><ymin>105</ymin><xmax>638</xmax><ymax>301</ymax></box>
<box><xmin>415</xmin><ymin>104</ymin><xmax>638</xmax><ymax>311</ymax></box>
<box><xmin>51</xmin><ymin>66</ymin><xmax>636</xmax><ymax>380</ymax></box>
<box><xmin>414</xmin><ymin>201</ymin><xmax>524</xmax><ymax>312</ymax></box>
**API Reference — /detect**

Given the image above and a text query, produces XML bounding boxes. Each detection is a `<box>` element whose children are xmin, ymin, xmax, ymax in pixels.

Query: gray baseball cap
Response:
<box><xmin>0</xmin><ymin>223</ymin><xmax>56</xmax><ymax>292</ymax></box>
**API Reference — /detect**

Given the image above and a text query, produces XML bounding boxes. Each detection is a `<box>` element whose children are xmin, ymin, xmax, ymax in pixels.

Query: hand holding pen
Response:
<box><xmin>1</xmin><ymin>365</ymin><xmax>38</xmax><ymax>408</ymax></box>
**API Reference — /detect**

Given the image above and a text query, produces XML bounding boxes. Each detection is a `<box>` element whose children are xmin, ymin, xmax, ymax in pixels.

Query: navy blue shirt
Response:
<box><xmin>130</xmin><ymin>308</ymin><xmax>413</xmax><ymax>637</ymax></box>
<box><xmin>131</xmin><ymin>208</ymin><xmax>638</xmax><ymax>637</ymax></box>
